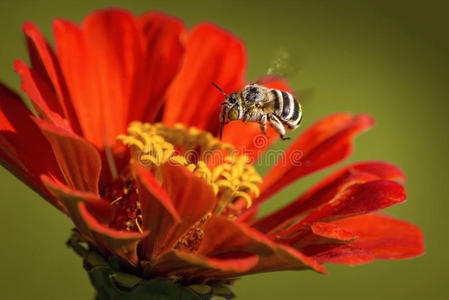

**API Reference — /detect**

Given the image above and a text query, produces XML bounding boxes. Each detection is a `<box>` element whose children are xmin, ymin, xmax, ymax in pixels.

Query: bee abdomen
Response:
<box><xmin>270</xmin><ymin>89</ymin><xmax>283</xmax><ymax>116</ymax></box>
<box><xmin>270</xmin><ymin>89</ymin><xmax>302</xmax><ymax>128</ymax></box>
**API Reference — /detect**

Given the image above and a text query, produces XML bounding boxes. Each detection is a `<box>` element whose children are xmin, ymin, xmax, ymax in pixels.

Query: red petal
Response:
<box><xmin>42</xmin><ymin>176</ymin><xmax>147</xmax><ymax>265</ymax></box>
<box><xmin>311</xmin><ymin>222</ymin><xmax>358</xmax><ymax>242</ymax></box>
<box><xmin>128</xmin><ymin>11</ymin><xmax>185</xmax><ymax>123</ymax></box>
<box><xmin>303</xmin><ymin>244</ymin><xmax>374</xmax><ymax>265</ymax></box>
<box><xmin>277</xmin><ymin>180</ymin><xmax>406</xmax><ymax>238</ymax></box>
<box><xmin>252</xmin><ymin>161</ymin><xmax>405</xmax><ymax>234</ymax></box>
<box><xmin>257</xmin><ymin>113</ymin><xmax>375</xmax><ymax>205</ymax></box>
<box><xmin>282</xmin><ymin>222</ymin><xmax>358</xmax><ymax>249</ymax></box>
<box><xmin>14</xmin><ymin>60</ymin><xmax>69</xmax><ymax>128</ymax></box>
<box><xmin>138</xmin><ymin>163</ymin><xmax>217</xmax><ymax>259</ymax></box>
<box><xmin>163</xmin><ymin>23</ymin><xmax>246</xmax><ymax>134</ymax></box>
<box><xmin>41</xmin><ymin>175</ymin><xmax>113</xmax><ymax>224</ymax></box>
<box><xmin>197</xmin><ymin>216</ymin><xmax>275</xmax><ymax>256</ymax></box>
<box><xmin>35</xmin><ymin>119</ymin><xmax>101</xmax><ymax>193</ymax></box>
<box><xmin>53</xmin><ymin>9</ymin><xmax>143</xmax><ymax>148</ymax></box>
<box><xmin>331</xmin><ymin>214</ymin><xmax>425</xmax><ymax>259</ymax></box>
<box><xmin>0</xmin><ymin>83</ymin><xmax>65</xmax><ymax>207</ymax></box>
<box><xmin>23</xmin><ymin>22</ymin><xmax>81</xmax><ymax>134</ymax></box>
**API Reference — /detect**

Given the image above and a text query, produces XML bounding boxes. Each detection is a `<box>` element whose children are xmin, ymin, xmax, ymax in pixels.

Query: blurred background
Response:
<box><xmin>0</xmin><ymin>0</ymin><xmax>447</xmax><ymax>299</ymax></box>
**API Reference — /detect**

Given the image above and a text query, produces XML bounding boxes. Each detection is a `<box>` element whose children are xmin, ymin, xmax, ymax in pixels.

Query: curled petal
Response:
<box><xmin>281</xmin><ymin>222</ymin><xmax>358</xmax><ymax>249</ymax></box>
<box><xmin>78</xmin><ymin>202</ymin><xmax>148</xmax><ymax>266</ymax></box>
<box><xmin>35</xmin><ymin>118</ymin><xmax>101</xmax><ymax>193</ymax></box>
<box><xmin>277</xmin><ymin>180</ymin><xmax>406</xmax><ymax>238</ymax></box>
<box><xmin>198</xmin><ymin>216</ymin><xmax>275</xmax><ymax>257</ymax></box>
<box><xmin>331</xmin><ymin>213</ymin><xmax>425</xmax><ymax>260</ymax></box>
<box><xmin>253</xmin><ymin>161</ymin><xmax>405</xmax><ymax>234</ymax></box>
<box><xmin>138</xmin><ymin>163</ymin><xmax>217</xmax><ymax>259</ymax></box>
<box><xmin>134</xmin><ymin>164</ymin><xmax>181</xmax><ymax>257</ymax></box>
<box><xmin>42</xmin><ymin>175</ymin><xmax>147</xmax><ymax>265</ymax></box>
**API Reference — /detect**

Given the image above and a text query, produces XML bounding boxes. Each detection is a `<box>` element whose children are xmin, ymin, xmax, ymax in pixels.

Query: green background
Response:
<box><xmin>0</xmin><ymin>0</ymin><xmax>447</xmax><ymax>299</ymax></box>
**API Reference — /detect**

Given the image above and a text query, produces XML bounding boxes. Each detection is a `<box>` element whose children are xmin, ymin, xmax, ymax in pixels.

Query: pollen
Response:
<box><xmin>117</xmin><ymin>122</ymin><xmax>262</xmax><ymax>216</ymax></box>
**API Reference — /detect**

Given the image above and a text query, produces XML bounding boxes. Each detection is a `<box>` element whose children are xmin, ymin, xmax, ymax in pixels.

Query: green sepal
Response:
<box><xmin>67</xmin><ymin>230</ymin><xmax>235</xmax><ymax>300</ymax></box>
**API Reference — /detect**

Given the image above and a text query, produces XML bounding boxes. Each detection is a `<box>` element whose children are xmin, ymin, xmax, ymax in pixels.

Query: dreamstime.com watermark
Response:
<box><xmin>138</xmin><ymin>134</ymin><xmax>305</xmax><ymax>168</ymax></box>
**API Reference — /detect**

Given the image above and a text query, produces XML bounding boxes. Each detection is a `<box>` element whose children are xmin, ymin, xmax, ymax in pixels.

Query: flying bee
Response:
<box><xmin>212</xmin><ymin>79</ymin><xmax>303</xmax><ymax>141</ymax></box>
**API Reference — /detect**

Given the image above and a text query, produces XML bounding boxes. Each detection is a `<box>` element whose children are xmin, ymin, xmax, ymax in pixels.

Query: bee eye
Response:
<box><xmin>228</xmin><ymin>107</ymin><xmax>240</xmax><ymax>120</ymax></box>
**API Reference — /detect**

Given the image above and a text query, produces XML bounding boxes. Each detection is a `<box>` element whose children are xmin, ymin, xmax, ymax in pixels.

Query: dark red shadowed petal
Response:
<box><xmin>134</xmin><ymin>164</ymin><xmax>181</xmax><ymax>258</ymax></box>
<box><xmin>197</xmin><ymin>215</ymin><xmax>275</xmax><ymax>256</ymax></box>
<box><xmin>34</xmin><ymin>118</ymin><xmax>101</xmax><ymax>193</ymax></box>
<box><xmin>256</xmin><ymin>113</ymin><xmax>375</xmax><ymax>206</ymax></box>
<box><xmin>78</xmin><ymin>202</ymin><xmax>148</xmax><ymax>265</ymax></box>
<box><xmin>134</xmin><ymin>164</ymin><xmax>181</xmax><ymax>224</ymax></box>
<box><xmin>0</xmin><ymin>83</ymin><xmax>65</xmax><ymax>208</ymax></box>
<box><xmin>137</xmin><ymin>163</ymin><xmax>217</xmax><ymax>259</ymax></box>
<box><xmin>152</xmin><ymin>250</ymin><xmax>259</xmax><ymax>277</ymax></box>
<box><xmin>252</xmin><ymin>161</ymin><xmax>405</xmax><ymax>234</ymax></box>
<box><xmin>277</xmin><ymin>180</ymin><xmax>406</xmax><ymax>238</ymax></box>
<box><xmin>129</xmin><ymin>11</ymin><xmax>185</xmax><ymax>123</ymax></box>
<box><xmin>53</xmin><ymin>9</ymin><xmax>143</xmax><ymax>148</ymax></box>
<box><xmin>22</xmin><ymin>22</ymin><xmax>81</xmax><ymax>135</ymax></box>
<box><xmin>331</xmin><ymin>213</ymin><xmax>425</xmax><ymax>259</ymax></box>
<box><xmin>244</xmin><ymin>244</ymin><xmax>327</xmax><ymax>275</ymax></box>
<box><xmin>163</xmin><ymin>23</ymin><xmax>246</xmax><ymax>134</ymax></box>
<box><xmin>42</xmin><ymin>176</ymin><xmax>148</xmax><ymax>265</ymax></box>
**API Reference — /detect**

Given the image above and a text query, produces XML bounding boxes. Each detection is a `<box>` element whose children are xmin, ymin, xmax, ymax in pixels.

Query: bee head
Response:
<box><xmin>211</xmin><ymin>82</ymin><xmax>242</xmax><ymax>140</ymax></box>
<box><xmin>227</xmin><ymin>94</ymin><xmax>242</xmax><ymax>121</ymax></box>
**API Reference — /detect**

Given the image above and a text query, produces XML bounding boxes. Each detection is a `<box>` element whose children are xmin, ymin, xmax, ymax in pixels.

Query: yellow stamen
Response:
<box><xmin>110</xmin><ymin>196</ymin><xmax>123</xmax><ymax>205</ymax></box>
<box><xmin>117</xmin><ymin>122</ymin><xmax>262</xmax><ymax>216</ymax></box>
<box><xmin>135</xmin><ymin>218</ymin><xmax>143</xmax><ymax>233</ymax></box>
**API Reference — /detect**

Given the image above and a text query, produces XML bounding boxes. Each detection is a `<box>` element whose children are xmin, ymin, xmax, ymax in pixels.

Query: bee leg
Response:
<box><xmin>268</xmin><ymin>114</ymin><xmax>290</xmax><ymax>140</ymax></box>
<box><xmin>259</xmin><ymin>114</ymin><xmax>269</xmax><ymax>137</ymax></box>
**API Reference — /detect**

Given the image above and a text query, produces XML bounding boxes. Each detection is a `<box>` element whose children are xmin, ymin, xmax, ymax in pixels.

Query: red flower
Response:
<box><xmin>0</xmin><ymin>8</ymin><xmax>423</xmax><ymax>282</ymax></box>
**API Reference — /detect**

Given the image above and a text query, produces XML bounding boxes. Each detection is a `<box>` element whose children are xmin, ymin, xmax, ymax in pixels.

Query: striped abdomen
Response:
<box><xmin>270</xmin><ymin>89</ymin><xmax>302</xmax><ymax>129</ymax></box>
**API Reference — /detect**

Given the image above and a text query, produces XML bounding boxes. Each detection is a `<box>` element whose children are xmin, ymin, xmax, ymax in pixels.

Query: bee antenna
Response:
<box><xmin>211</xmin><ymin>82</ymin><xmax>228</xmax><ymax>99</ymax></box>
<box><xmin>219</xmin><ymin>120</ymin><xmax>224</xmax><ymax>141</ymax></box>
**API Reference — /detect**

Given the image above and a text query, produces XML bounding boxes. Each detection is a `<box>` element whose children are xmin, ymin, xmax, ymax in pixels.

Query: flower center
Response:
<box><xmin>117</xmin><ymin>122</ymin><xmax>262</xmax><ymax>216</ymax></box>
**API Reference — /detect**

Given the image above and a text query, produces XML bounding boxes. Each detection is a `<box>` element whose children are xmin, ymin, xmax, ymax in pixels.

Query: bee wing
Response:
<box><xmin>250</xmin><ymin>74</ymin><xmax>283</xmax><ymax>86</ymax></box>
<box><xmin>251</xmin><ymin>75</ymin><xmax>297</xmax><ymax>97</ymax></box>
<box><xmin>267</xmin><ymin>46</ymin><xmax>301</xmax><ymax>78</ymax></box>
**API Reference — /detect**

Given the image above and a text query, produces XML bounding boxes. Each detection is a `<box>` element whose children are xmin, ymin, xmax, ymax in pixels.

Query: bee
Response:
<box><xmin>212</xmin><ymin>79</ymin><xmax>302</xmax><ymax>141</ymax></box>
